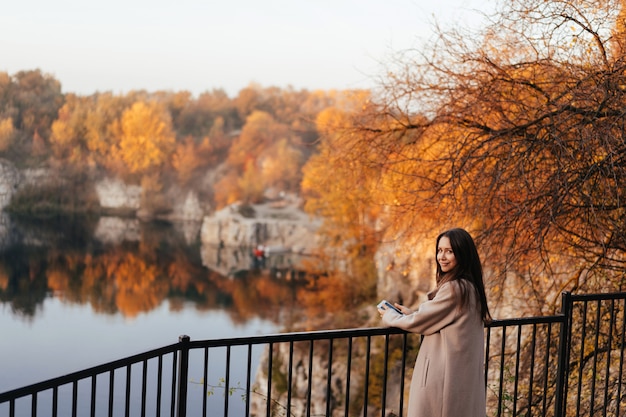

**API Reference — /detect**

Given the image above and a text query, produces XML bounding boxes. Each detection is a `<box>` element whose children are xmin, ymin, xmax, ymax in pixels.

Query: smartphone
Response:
<box><xmin>377</xmin><ymin>300</ymin><xmax>402</xmax><ymax>314</ymax></box>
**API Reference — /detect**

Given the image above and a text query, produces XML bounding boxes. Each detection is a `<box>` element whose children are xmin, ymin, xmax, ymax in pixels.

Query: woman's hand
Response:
<box><xmin>378</xmin><ymin>302</ymin><xmax>411</xmax><ymax>317</ymax></box>
<box><xmin>395</xmin><ymin>303</ymin><xmax>412</xmax><ymax>315</ymax></box>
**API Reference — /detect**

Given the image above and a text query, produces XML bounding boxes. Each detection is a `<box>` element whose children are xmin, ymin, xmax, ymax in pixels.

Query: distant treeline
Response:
<box><xmin>0</xmin><ymin>69</ymin><xmax>357</xmax><ymax>211</ymax></box>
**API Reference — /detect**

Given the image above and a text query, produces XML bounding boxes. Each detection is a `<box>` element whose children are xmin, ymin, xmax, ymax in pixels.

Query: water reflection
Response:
<box><xmin>0</xmin><ymin>213</ymin><xmax>326</xmax><ymax>404</ymax></box>
<box><xmin>0</xmin><ymin>213</ymin><xmax>307</xmax><ymax>323</ymax></box>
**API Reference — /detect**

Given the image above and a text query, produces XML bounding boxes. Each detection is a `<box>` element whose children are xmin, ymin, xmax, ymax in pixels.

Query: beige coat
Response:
<box><xmin>382</xmin><ymin>280</ymin><xmax>486</xmax><ymax>417</ymax></box>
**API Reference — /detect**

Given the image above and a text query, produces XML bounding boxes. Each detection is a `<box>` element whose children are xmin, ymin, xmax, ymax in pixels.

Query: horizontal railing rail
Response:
<box><xmin>0</xmin><ymin>343</ymin><xmax>181</xmax><ymax>404</ymax></box>
<box><xmin>186</xmin><ymin>326</ymin><xmax>408</xmax><ymax>348</ymax></box>
<box><xmin>1</xmin><ymin>291</ymin><xmax>625</xmax><ymax>417</ymax></box>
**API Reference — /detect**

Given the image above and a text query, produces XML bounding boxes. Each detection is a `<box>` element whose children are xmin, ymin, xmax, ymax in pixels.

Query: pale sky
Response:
<box><xmin>0</xmin><ymin>0</ymin><xmax>491</xmax><ymax>97</ymax></box>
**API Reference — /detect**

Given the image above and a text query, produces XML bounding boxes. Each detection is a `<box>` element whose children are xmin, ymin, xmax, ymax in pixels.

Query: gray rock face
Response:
<box><xmin>250</xmin><ymin>341</ymin><xmax>352</xmax><ymax>417</ymax></box>
<box><xmin>172</xmin><ymin>191</ymin><xmax>204</xmax><ymax>221</ymax></box>
<box><xmin>95</xmin><ymin>177</ymin><xmax>141</xmax><ymax>210</ymax></box>
<box><xmin>199</xmin><ymin>202</ymin><xmax>322</xmax><ymax>276</ymax></box>
<box><xmin>94</xmin><ymin>177</ymin><xmax>206</xmax><ymax>221</ymax></box>
<box><xmin>0</xmin><ymin>159</ymin><xmax>20</xmax><ymax>209</ymax></box>
<box><xmin>200</xmin><ymin>202</ymin><xmax>321</xmax><ymax>253</ymax></box>
<box><xmin>94</xmin><ymin>216</ymin><xmax>141</xmax><ymax>244</ymax></box>
<box><xmin>374</xmin><ymin>236</ymin><xmax>435</xmax><ymax>307</ymax></box>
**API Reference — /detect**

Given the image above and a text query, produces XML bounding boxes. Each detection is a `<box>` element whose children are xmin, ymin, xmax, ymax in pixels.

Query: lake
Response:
<box><xmin>0</xmin><ymin>213</ymin><xmax>308</xmax><ymax>395</ymax></box>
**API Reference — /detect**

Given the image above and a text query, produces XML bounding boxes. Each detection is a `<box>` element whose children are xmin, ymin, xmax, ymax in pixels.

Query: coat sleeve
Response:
<box><xmin>381</xmin><ymin>281</ymin><xmax>460</xmax><ymax>335</ymax></box>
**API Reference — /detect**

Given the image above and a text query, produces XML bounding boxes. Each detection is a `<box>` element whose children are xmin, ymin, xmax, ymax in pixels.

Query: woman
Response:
<box><xmin>378</xmin><ymin>228</ymin><xmax>491</xmax><ymax>417</ymax></box>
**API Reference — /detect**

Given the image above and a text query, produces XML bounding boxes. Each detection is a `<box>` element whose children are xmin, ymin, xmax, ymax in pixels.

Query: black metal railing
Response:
<box><xmin>1</xmin><ymin>291</ymin><xmax>625</xmax><ymax>417</ymax></box>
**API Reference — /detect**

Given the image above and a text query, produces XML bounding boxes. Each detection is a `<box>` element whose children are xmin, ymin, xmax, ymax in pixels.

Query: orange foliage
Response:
<box><xmin>109</xmin><ymin>252</ymin><xmax>166</xmax><ymax>317</ymax></box>
<box><xmin>302</xmin><ymin>96</ymin><xmax>383</xmax><ymax>249</ymax></box>
<box><xmin>172</xmin><ymin>137</ymin><xmax>203</xmax><ymax>185</ymax></box>
<box><xmin>297</xmin><ymin>273</ymin><xmax>353</xmax><ymax>316</ymax></box>
<box><xmin>213</xmin><ymin>275</ymin><xmax>283</xmax><ymax>324</ymax></box>
<box><xmin>0</xmin><ymin>117</ymin><xmax>14</xmax><ymax>152</ymax></box>
<box><xmin>227</xmin><ymin>110</ymin><xmax>287</xmax><ymax>168</ymax></box>
<box><xmin>46</xmin><ymin>268</ymin><xmax>70</xmax><ymax>296</ymax></box>
<box><xmin>237</xmin><ymin>160</ymin><xmax>265</xmax><ymax>204</ymax></box>
<box><xmin>111</xmin><ymin>101</ymin><xmax>176</xmax><ymax>175</ymax></box>
<box><xmin>213</xmin><ymin>170</ymin><xmax>242</xmax><ymax>208</ymax></box>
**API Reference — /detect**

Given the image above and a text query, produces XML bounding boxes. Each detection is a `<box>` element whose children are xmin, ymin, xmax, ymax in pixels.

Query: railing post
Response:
<box><xmin>555</xmin><ymin>291</ymin><xmax>572</xmax><ymax>417</ymax></box>
<box><xmin>176</xmin><ymin>335</ymin><xmax>191</xmax><ymax>417</ymax></box>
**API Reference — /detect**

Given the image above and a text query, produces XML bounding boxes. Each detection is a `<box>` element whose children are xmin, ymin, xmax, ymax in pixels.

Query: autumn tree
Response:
<box><xmin>216</xmin><ymin>110</ymin><xmax>305</xmax><ymax>205</ymax></box>
<box><xmin>227</xmin><ymin>111</ymin><xmax>283</xmax><ymax>168</ymax></box>
<box><xmin>161</xmin><ymin>90</ymin><xmax>193</xmax><ymax>136</ymax></box>
<box><xmin>237</xmin><ymin>160</ymin><xmax>266</xmax><ymax>204</ymax></box>
<box><xmin>12</xmin><ymin>70</ymin><xmax>63</xmax><ymax>138</ymax></box>
<box><xmin>258</xmin><ymin>137</ymin><xmax>303</xmax><ymax>192</ymax></box>
<box><xmin>0</xmin><ymin>69</ymin><xmax>63</xmax><ymax>158</ymax></box>
<box><xmin>172</xmin><ymin>136</ymin><xmax>204</xmax><ymax>186</ymax></box>
<box><xmin>50</xmin><ymin>94</ymin><xmax>91</xmax><ymax>165</ymax></box>
<box><xmin>233</xmin><ymin>84</ymin><xmax>325</xmax><ymax>150</ymax></box>
<box><xmin>205</xmin><ymin>115</ymin><xmax>231</xmax><ymax>159</ymax></box>
<box><xmin>104</xmin><ymin>99</ymin><xmax>175</xmax><ymax>213</ymax></box>
<box><xmin>213</xmin><ymin>170</ymin><xmax>242</xmax><ymax>207</ymax></box>
<box><xmin>300</xmin><ymin>91</ymin><xmax>384</xmax><ymax>307</ymax></box>
<box><xmin>0</xmin><ymin>117</ymin><xmax>15</xmax><ymax>152</ymax></box>
<box><xmin>49</xmin><ymin>92</ymin><xmax>140</xmax><ymax>172</ymax></box>
<box><xmin>302</xmin><ymin>93</ymin><xmax>382</xmax><ymax>246</ymax></box>
<box><xmin>111</xmin><ymin>100</ymin><xmax>175</xmax><ymax>176</ymax></box>
<box><xmin>296</xmin><ymin>4</ymin><xmax>626</xmax><ymax>414</ymax></box>
<box><xmin>234</xmin><ymin>84</ymin><xmax>263</xmax><ymax>121</ymax></box>
<box><xmin>0</xmin><ymin>73</ymin><xmax>16</xmax><ymax>152</ymax></box>
<box><xmin>89</xmin><ymin>93</ymin><xmax>148</xmax><ymax>169</ymax></box>
<box><xmin>169</xmin><ymin>89</ymin><xmax>238</xmax><ymax>139</ymax></box>
<box><xmin>307</xmin><ymin>0</ymin><xmax>626</xmax><ymax>314</ymax></box>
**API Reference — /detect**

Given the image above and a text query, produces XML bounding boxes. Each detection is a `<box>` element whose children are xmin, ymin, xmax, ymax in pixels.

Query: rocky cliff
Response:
<box><xmin>0</xmin><ymin>158</ymin><xmax>207</xmax><ymax>221</ymax></box>
<box><xmin>200</xmin><ymin>201</ymin><xmax>321</xmax><ymax>252</ymax></box>
<box><xmin>198</xmin><ymin>200</ymin><xmax>322</xmax><ymax>276</ymax></box>
<box><xmin>0</xmin><ymin>159</ymin><xmax>21</xmax><ymax>209</ymax></box>
<box><xmin>248</xmin><ymin>329</ymin><xmax>407</xmax><ymax>417</ymax></box>
<box><xmin>249</xmin><ymin>340</ymin><xmax>358</xmax><ymax>417</ymax></box>
<box><xmin>374</xmin><ymin>235</ymin><xmax>436</xmax><ymax>308</ymax></box>
<box><xmin>94</xmin><ymin>177</ymin><xmax>141</xmax><ymax>211</ymax></box>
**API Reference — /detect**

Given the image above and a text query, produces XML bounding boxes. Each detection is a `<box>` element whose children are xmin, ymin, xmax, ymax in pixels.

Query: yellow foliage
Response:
<box><xmin>213</xmin><ymin>170</ymin><xmax>243</xmax><ymax>208</ymax></box>
<box><xmin>302</xmin><ymin>100</ymin><xmax>383</xmax><ymax>249</ymax></box>
<box><xmin>237</xmin><ymin>160</ymin><xmax>265</xmax><ymax>203</ymax></box>
<box><xmin>109</xmin><ymin>252</ymin><xmax>167</xmax><ymax>318</ymax></box>
<box><xmin>50</xmin><ymin>103</ymin><xmax>77</xmax><ymax>148</ymax></box>
<box><xmin>49</xmin><ymin>94</ymin><xmax>93</xmax><ymax>164</ymax></box>
<box><xmin>259</xmin><ymin>138</ymin><xmax>302</xmax><ymax>191</ymax></box>
<box><xmin>0</xmin><ymin>118</ymin><xmax>14</xmax><ymax>152</ymax></box>
<box><xmin>227</xmin><ymin>110</ymin><xmax>289</xmax><ymax>168</ymax></box>
<box><xmin>113</xmin><ymin>101</ymin><xmax>175</xmax><ymax>175</ymax></box>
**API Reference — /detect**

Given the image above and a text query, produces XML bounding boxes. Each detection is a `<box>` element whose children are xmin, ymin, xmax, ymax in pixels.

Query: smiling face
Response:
<box><xmin>437</xmin><ymin>236</ymin><xmax>458</xmax><ymax>273</ymax></box>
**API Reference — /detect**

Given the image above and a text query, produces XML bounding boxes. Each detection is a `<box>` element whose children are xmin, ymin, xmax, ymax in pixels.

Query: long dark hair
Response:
<box><xmin>436</xmin><ymin>228</ymin><xmax>492</xmax><ymax>324</ymax></box>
